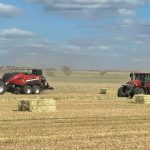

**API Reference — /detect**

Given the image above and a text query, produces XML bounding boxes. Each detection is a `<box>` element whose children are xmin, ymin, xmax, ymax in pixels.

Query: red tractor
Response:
<box><xmin>0</xmin><ymin>69</ymin><xmax>54</xmax><ymax>94</ymax></box>
<box><xmin>118</xmin><ymin>72</ymin><xmax>150</xmax><ymax>98</ymax></box>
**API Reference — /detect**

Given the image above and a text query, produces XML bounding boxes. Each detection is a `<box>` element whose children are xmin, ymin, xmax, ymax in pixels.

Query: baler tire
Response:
<box><xmin>133</xmin><ymin>87</ymin><xmax>144</xmax><ymax>96</ymax></box>
<box><xmin>32</xmin><ymin>85</ymin><xmax>41</xmax><ymax>94</ymax></box>
<box><xmin>0</xmin><ymin>80</ymin><xmax>6</xmax><ymax>94</ymax></box>
<box><xmin>23</xmin><ymin>85</ymin><xmax>32</xmax><ymax>94</ymax></box>
<box><xmin>118</xmin><ymin>87</ymin><xmax>124</xmax><ymax>97</ymax></box>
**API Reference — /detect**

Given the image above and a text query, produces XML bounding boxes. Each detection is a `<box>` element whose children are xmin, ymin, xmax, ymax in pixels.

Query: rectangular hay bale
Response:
<box><xmin>18</xmin><ymin>99</ymin><xmax>56</xmax><ymax>112</ymax></box>
<box><xmin>135</xmin><ymin>95</ymin><xmax>150</xmax><ymax>104</ymax></box>
<box><xmin>100</xmin><ymin>88</ymin><xmax>107</xmax><ymax>94</ymax></box>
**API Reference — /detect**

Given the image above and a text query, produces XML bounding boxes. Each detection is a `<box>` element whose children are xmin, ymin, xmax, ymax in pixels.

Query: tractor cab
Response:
<box><xmin>130</xmin><ymin>72</ymin><xmax>150</xmax><ymax>86</ymax></box>
<box><xmin>11</xmin><ymin>68</ymin><xmax>42</xmax><ymax>75</ymax></box>
<box><xmin>32</xmin><ymin>69</ymin><xmax>43</xmax><ymax>76</ymax></box>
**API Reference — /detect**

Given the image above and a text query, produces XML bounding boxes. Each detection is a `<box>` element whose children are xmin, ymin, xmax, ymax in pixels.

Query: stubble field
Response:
<box><xmin>0</xmin><ymin>71</ymin><xmax>150</xmax><ymax>150</ymax></box>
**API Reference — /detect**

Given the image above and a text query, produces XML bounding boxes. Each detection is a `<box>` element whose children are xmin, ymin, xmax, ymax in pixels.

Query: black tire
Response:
<box><xmin>32</xmin><ymin>85</ymin><xmax>41</xmax><ymax>94</ymax></box>
<box><xmin>14</xmin><ymin>90</ymin><xmax>20</xmax><ymax>94</ymax></box>
<box><xmin>13</xmin><ymin>87</ymin><xmax>21</xmax><ymax>94</ymax></box>
<box><xmin>23</xmin><ymin>85</ymin><xmax>32</xmax><ymax>94</ymax></box>
<box><xmin>133</xmin><ymin>87</ymin><xmax>144</xmax><ymax>96</ymax></box>
<box><xmin>118</xmin><ymin>87</ymin><xmax>124</xmax><ymax>97</ymax></box>
<box><xmin>0</xmin><ymin>80</ymin><xmax>6</xmax><ymax>94</ymax></box>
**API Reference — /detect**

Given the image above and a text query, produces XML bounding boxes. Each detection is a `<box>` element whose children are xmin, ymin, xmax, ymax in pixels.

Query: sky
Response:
<box><xmin>0</xmin><ymin>0</ymin><xmax>150</xmax><ymax>70</ymax></box>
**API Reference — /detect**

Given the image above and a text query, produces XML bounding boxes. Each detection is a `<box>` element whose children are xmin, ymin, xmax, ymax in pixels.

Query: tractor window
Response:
<box><xmin>134</xmin><ymin>75</ymin><xmax>138</xmax><ymax>80</ymax></box>
<box><xmin>131</xmin><ymin>73</ymin><xmax>150</xmax><ymax>81</ymax></box>
<box><xmin>132</xmin><ymin>74</ymin><xmax>143</xmax><ymax>80</ymax></box>
<box><xmin>148</xmin><ymin>75</ymin><xmax>150</xmax><ymax>80</ymax></box>
<box><xmin>145</xmin><ymin>74</ymin><xmax>150</xmax><ymax>81</ymax></box>
<box><xmin>132</xmin><ymin>74</ymin><xmax>140</xmax><ymax>80</ymax></box>
<box><xmin>130</xmin><ymin>73</ymin><xmax>136</xmax><ymax>80</ymax></box>
<box><xmin>135</xmin><ymin>74</ymin><xmax>147</xmax><ymax>81</ymax></box>
<box><xmin>32</xmin><ymin>69</ymin><xmax>43</xmax><ymax>76</ymax></box>
<box><xmin>136</xmin><ymin>74</ymin><xmax>144</xmax><ymax>80</ymax></box>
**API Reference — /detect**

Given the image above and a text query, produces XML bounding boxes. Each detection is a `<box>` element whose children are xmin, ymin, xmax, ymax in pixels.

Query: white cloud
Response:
<box><xmin>0</xmin><ymin>28</ymin><xmax>36</xmax><ymax>38</ymax></box>
<box><xmin>118</xmin><ymin>9</ymin><xmax>136</xmax><ymax>16</ymax></box>
<box><xmin>30</xmin><ymin>0</ymin><xmax>145</xmax><ymax>9</ymax></box>
<box><xmin>121</xmin><ymin>19</ymin><xmax>134</xmax><ymax>27</ymax></box>
<box><xmin>133</xmin><ymin>40</ymin><xmax>145</xmax><ymax>45</ymax></box>
<box><xmin>27</xmin><ymin>0</ymin><xmax>145</xmax><ymax>19</ymax></box>
<box><xmin>30</xmin><ymin>43</ymin><xmax>49</xmax><ymax>48</ymax></box>
<box><xmin>0</xmin><ymin>3</ymin><xmax>22</xmax><ymax>18</ymax></box>
<box><xmin>28</xmin><ymin>0</ymin><xmax>144</xmax><ymax>7</ymax></box>
<box><xmin>98</xmin><ymin>45</ymin><xmax>110</xmax><ymax>50</ymax></box>
<box><xmin>113</xmin><ymin>0</ymin><xmax>144</xmax><ymax>5</ymax></box>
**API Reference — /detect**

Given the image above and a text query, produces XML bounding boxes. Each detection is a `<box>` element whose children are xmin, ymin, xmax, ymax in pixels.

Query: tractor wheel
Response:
<box><xmin>133</xmin><ymin>87</ymin><xmax>144</xmax><ymax>96</ymax></box>
<box><xmin>32</xmin><ymin>85</ymin><xmax>41</xmax><ymax>94</ymax></box>
<box><xmin>0</xmin><ymin>80</ymin><xmax>6</xmax><ymax>94</ymax></box>
<box><xmin>23</xmin><ymin>85</ymin><xmax>32</xmax><ymax>94</ymax></box>
<box><xmin>117</xmin><ymin>87</ymin><xmax>124</xmax><ymax>97</ymax></box>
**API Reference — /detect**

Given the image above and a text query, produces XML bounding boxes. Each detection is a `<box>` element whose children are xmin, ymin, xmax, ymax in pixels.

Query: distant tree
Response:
<box><xmin>62</xmin><ymin>66</ymin><xmax>72</xmax><ymax>76</ymax></box>
<box><xmin>100</xmin><ymin>71</ymin><xmax>107</xmax><ymax>76</ymax></box>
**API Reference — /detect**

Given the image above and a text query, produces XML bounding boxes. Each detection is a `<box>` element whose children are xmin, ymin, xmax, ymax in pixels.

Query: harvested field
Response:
<box><xmin>0</xmin><ymin>71</ymin><xmax>150</xmax><ymax>149</ymax></box>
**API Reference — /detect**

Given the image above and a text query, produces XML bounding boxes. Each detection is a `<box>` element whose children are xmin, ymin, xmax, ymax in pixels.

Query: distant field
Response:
<box><xmin>1</xmin><ymin>70</ymin><xmax>150</xmax><ymax>150</ymax></box>
<box><xmin>46</xmin><ymin>70</ymin><xmax>130</xmax><ymax>83</ymax></box>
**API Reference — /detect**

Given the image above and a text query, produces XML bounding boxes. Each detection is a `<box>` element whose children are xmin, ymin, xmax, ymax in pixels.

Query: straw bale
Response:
<box><xmin>18</xmin><ymin>100</ymin><xmax>30</xmax><ymax>111</ymax></box>
<box><xmin>18</xmin><ymin>99</ymin><xmax>56</xmax><ymax>112</ymax></box>
<box><xmin>100</xmin><ymin>88</ymin><xmax>107</xmax><ymax>94</ymax></box>
<box><xmin>135</xmin><ymin>95</ymin><xmax>150</xmax><ymax>104</ymax></box>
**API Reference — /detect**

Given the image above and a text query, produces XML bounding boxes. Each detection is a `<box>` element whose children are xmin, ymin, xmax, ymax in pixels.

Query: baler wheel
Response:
<box><xmin>0</xmin><ymin>80</ymin><xmax>6</xmax><ymax>94</ymax></box>
<box><xmin>23</xmin><ymin>85</ymin><xmax>32</xmax><ymax>94</ymax></box>
<box><xmin>32</xmin><ymin>85</ymin><xmax>41</xmax><ymax>94</ymax></box>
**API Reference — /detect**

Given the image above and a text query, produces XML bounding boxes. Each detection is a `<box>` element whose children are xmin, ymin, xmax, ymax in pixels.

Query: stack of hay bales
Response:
<box><xmin>18</xmin><ymin>98</ymin><xmax>56</xmax><ymax>112</ymax></box>
<box><xmin>135</xmin><ymin>95</ymin><xmax>150</xmax><ymax>104</ymax></box>
<box><xmin>100</xmin><ymin>88</ymin><xmax>107</xmax><ymax>94</ymax></box>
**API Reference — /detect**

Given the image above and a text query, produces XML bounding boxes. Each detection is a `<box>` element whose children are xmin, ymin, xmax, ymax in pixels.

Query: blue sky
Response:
<box><xmin>0</xmin><ymin>0</ymin><xmax>150</xmax><ymax>70</ymax></box>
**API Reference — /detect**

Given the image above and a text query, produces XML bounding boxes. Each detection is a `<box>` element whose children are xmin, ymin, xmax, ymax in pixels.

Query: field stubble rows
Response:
<box><xmin>0</xmin><ymin>82</ymin><xmax>150</xmax><ymax>149</ymax></box>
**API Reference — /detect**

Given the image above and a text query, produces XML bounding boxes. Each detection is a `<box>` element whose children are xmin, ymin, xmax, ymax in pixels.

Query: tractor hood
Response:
<box><xmin>127</xmin><ymin>80</ymin><xmax>141</xmax><ymax>87</ymax></box>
